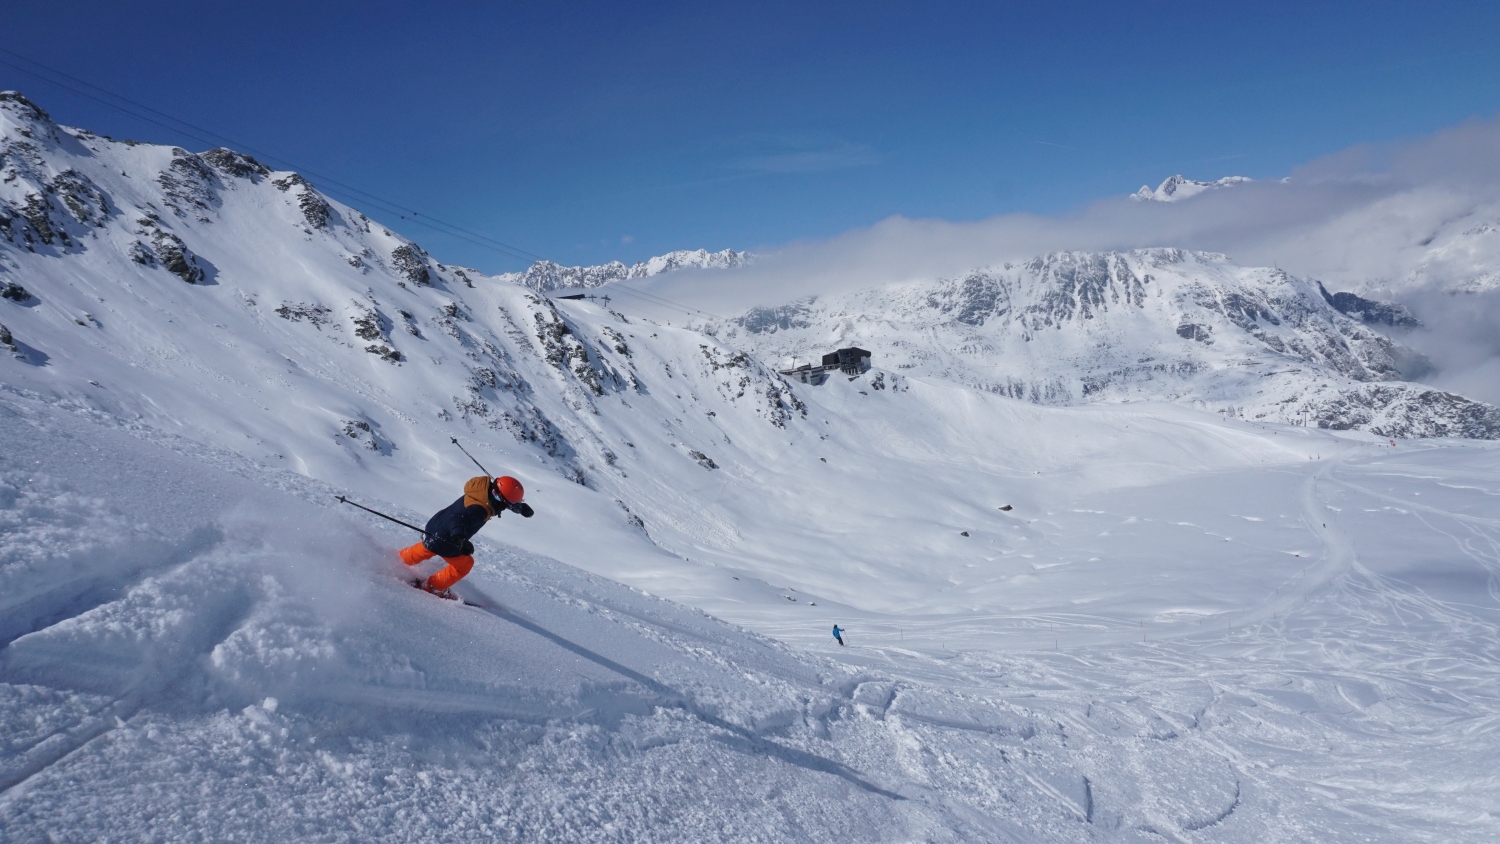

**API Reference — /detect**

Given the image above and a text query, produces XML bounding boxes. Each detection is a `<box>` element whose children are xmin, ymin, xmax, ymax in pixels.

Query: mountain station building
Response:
<box><xmin>779</xmin><ymin>347</ymin><xmax>872</xmax><ymax>385</ymax></box>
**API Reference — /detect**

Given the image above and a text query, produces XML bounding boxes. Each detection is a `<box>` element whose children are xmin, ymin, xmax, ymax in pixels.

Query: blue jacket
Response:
<box><xmin>422</xmin><ymin>476</ymin><xmax>506</xmax><ymax>558</ymax></box>
<box><xmin>832</xmin><ymin>626</ymin><xmax>843</xmax><ymax>638</ymax></box>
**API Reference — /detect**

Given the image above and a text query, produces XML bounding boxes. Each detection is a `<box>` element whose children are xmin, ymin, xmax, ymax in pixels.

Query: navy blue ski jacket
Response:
<box><xmin>422</xmin><ymin>476</ymin><xmax>531</xmax><ymax>557</ymax></box>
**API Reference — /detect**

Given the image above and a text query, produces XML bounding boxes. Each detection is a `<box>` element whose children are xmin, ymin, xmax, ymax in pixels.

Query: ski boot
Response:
<box><xmin>411</xmin><ymin>578</ymin><xmax>457</xmax><ymax>601</ymax></box>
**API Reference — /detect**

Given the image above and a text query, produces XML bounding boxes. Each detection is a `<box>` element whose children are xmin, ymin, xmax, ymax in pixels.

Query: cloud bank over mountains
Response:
<box><xmin>624</xmin><ymin>115</ymin><xmax>1500</xmax><ymax>406</ymax></box>
<box><xmin>641</xmin><ymin>115</ymin><xmax>1500</xmax><ymax>314</ymax></box>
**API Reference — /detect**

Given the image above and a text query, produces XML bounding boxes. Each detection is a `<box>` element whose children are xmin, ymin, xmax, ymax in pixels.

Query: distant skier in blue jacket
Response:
<box><xmin>832</xmin><ymin>624</ymin><xmax>845</xmax><ymax>646</ymax></box>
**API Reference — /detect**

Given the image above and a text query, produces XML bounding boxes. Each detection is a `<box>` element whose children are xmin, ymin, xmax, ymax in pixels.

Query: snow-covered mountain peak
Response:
<box><xmin>635</xmin><ymin>247</ymin><xmax>751</xmax><ymax>275</ymax></box>
<box><xmin>200</xmin><ymin>147</ymin><xmax>272</xmax><ymax>181</ymax></box>
<box><xmin>503</xmin><ymin>248</ymin><xmax>752</xmax><ymax>292</ymax></box>
<box><xmin>2</xmin><ymin>91</ymin><xmax>1493</xmax><ymax>443</ymax></box>
<box><xmin>1133</xmin><ymin>174</ymin><xmax>1253</xmax><ymax>202</ymax></box>
<box><xmin>0</xmin><ymin>90</ymin><xmax>51</xmax><ymax>127</ymax></box>
<box><xmin>720</xmin><ymin>247</ymin><xmax>1498</xmax><ymax>437</ymax></box>
<box><xmin>0</xmin><ymin>91</ymin><xmax>77</xmax><ymax>162</ymax></box>
<box><xmin>0</xmin><ymin>94</ymin><xmax>813</xmax><ymax>543</ymax></box>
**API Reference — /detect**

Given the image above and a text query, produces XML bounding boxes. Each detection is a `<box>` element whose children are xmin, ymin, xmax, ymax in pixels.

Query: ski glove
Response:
<box><xmin>511</xmin><ymin>502</ymin><xmax>535</xmax><ymax>518</ymax></box>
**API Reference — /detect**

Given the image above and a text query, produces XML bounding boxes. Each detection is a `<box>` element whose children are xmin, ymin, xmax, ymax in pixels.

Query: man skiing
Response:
<box><xmin>832</xmin><ymin>624</ymin><xmax>845</xmax><ymax>646</ymax></box>
<box><xmin>399</xmin><ymin>475</ymin><xmax>533</xmax><ymax>596</ymax></box>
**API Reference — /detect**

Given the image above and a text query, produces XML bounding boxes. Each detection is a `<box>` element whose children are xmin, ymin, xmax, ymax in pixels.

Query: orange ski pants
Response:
<box><xmin>399</xmin><ymin>542</ymin><xmax>474</xmax><ymax>591</ymax></box>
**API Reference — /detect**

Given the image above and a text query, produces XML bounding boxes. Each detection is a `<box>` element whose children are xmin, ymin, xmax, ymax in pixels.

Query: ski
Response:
<box><xmin>409</xmin><ymin>578</ymin><xmax>484</xmax><ymax>608</ymax></box>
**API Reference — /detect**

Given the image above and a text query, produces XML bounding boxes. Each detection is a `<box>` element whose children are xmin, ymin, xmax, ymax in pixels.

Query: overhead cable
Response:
<box><xmin>0</xmin><ymin>48</ymin><xmax>735</xmax><ymax>322</ymax></box>
<box><xmin>0</xmin><ymin>48</ymin><xmax>546</xmax><ymax>264</ymax></box>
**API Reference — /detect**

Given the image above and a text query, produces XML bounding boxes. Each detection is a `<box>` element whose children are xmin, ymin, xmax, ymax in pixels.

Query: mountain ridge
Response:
<box><xmin>498</xmin><ymin>248</ymin><xmax>752</xmax><ymax>293</ymax></box>
<box><xmin>3</xmin><ymin>88</ymin><xmax>1496</xmax><ymax>441</ymax></box>
<box><xmin>1132</xmin><ymin>174</ymin><xmax>1253</xmax><ymax>202</ymax></box>
<box><xmin>718</xmin><ymin>248</ymin><xmax>1498</xmax><ymax>438</ymax></box>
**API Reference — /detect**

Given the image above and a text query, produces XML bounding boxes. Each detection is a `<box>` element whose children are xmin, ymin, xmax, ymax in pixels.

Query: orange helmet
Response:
<box><xmin>493</xmin><ymin>476</ymin><xmax>524</xmax><ymax>503</ymax></box>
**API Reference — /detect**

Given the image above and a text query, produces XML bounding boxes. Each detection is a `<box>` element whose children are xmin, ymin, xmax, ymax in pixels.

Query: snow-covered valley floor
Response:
<box><xmin>3</xmin><ymin>387</ymin><xmax>1498</xmax><ymax>842</ymax></box>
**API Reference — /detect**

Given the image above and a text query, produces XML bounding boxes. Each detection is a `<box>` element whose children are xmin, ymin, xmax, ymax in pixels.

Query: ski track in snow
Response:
<box><xmin>3</xmin><ymin>393</ymin><xmax>1500</xmax><ymax>841</ymax></box>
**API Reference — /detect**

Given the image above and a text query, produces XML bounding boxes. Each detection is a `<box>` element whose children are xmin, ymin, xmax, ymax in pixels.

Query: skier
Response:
<box><xmin>832</xmin><ymin>624</ymin><xmax>845</xmax><ymax>646</ymax></box>
<box><xmin>399</xmin><ymin>475</ymin><xmax>533</xmax><ymax>596</ymax></box>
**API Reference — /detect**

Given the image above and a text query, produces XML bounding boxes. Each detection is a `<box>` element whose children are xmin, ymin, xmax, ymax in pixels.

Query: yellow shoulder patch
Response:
<box><xmin>462</xmin><ymin>476</ymin><xmax>495</xmax><ymax>517</ymax></box>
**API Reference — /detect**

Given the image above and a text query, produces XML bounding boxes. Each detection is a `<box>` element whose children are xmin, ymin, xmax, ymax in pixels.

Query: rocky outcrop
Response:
<box><xmin>202</xmin><ymin>148</ymin><xmax>271</xmax><ymax>181</ymax></box>
<box><xmin>134</xmin><ymin>215</ymin><xmax>205</xmax><ymax>283</ymax></box>
<box><xmin>0</xmin><ymin>91</ymin><xmax>50</xmax><ymax>124</ymax></box>
<box><xmin>389</xmin><ymin>244</ymin><xmax>430</xmax><ymax>286</ymax></box>
<box><xmin>0</xmin><ymin>166</ymin><xmax>110</xmax><ymax>251</ymax></box>
<box><xmin>351</xmin><ymin>301</ymin><xmax>402</xmax><ymax>363</ymax></box>
<box><xmin>736</xmin><ymin>300</ymin><xmax>815</xmax><ymax>334</ymax></box>
<box><xmin>1299</xmin><ymin>384</ymin><xmax>1500</xmax><ymax>439</ymax></box>
<box><xmin>1</xmin><ymin>281</ymin><xmax>30</xmax><ymax>302</ymax></box>
<box><xmin>158</xmin><ymin>148</ymin><xmax>218</xmax><ymax>217</ymax></box>
<box><xmin>275</xmin><ymin>302</ymin><xmax>332</xmax><ymax>328</ymax></box>
<box><xmin>726</xmin><ymin>249</ymin><xmax>1500</xmax><ymax>439</ymax></box>
<box><xmin>271</xmin><ymin>173</ymin><xmax>333</xmax><ymax>230</ymax></box>
<box><xmin>1317</xmin><ymin>282</ymin><xmax>1419</xmax><ymax>327</ymax></box>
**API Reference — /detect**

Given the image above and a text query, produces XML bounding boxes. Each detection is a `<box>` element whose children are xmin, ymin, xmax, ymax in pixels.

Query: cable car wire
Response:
<box><xmin>0</xmin><ymin>47</ymin><xmax>735</xmax><ymax>322</ymax></box>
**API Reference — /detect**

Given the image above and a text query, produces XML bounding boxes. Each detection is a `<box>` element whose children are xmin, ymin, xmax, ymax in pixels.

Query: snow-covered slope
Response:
<box><xmin>7</xmin><ymin>92</ymin><xmax>1500</xmax><ymax>840</ymax></box>
<box><xmin>717</xmin><ymin>249</ymin><xmax>1498</xmax><ymax>437</ymax></box>
<box><xmin>1132</xmin><ymin>174</ymin><xmax>1253</xmax><ymax>202</ymax></box>
<box><xmin>0</xmin><ymin>393</ymin><xmax>973</xmax><ymax>840</ymax></box>
<box><xmin>499</xmin><ymin>249</ymin><xmax>752</xmax><ymax>292</ymax></box>
<box><xmin>9</xmin><ymin>338</ymin><xmax>1500</xmax><ymax>842</ymax></box>
<box><xmin>0</xmin><ymin>90</ymin><xmax>799</xmax><ymax>526</ymax></box>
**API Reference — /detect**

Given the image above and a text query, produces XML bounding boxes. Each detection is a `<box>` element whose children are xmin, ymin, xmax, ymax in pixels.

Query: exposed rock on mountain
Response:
<box><xmin>158</xmin><ymin>147</ymin><xmax>218</xmax><ymax>216</ymax></box>
<box><xmin>0</xmin><ymin>91</ymin><xmax>809</xmax><ymax>510</ymax></box>
<box><xmin>271</xmin><ymin>172</ymin><xmax>333</xmax><ymax>230</ymax></box>
<box><xmin>633</xmin><ymin>248</ymin><xmax>751</xmax><ymax>276</ymax></box>
<box><xmin>1316</xmin><ymin>281</ymin><xmax>1419</xmax><ymax>327</ymax></box>
<box><xmin>1</xmin><ymin>88</ymin><xmax>1495</xmax><ymax>459</ymax></box>
<box><xmin>201</xmin><ymin>147</ymin><xmax>270</xmax><ymax>180</ymax></box>
<box><xmin>721</xmin><ymin>249</ymin><xmax>1500</xmax><ymax>437</ymax></box>
<box><xmin>1299</xmin><ymin>383</ymin><xmax>1500</xmax><ymax>438</ymax></box>
<box><xmin>389</xmin><ymin>243</ymin><xmax>431</xmax><ymax>285</ymax></box>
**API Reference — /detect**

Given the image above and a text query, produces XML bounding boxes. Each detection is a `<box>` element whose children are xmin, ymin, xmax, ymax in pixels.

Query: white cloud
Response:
<box><xmin>1393</xmin><ymin>289</ymin><xmax>1500</xmax><ymax>405</ymax></box>
<box><xmin>631</xmin><ymin>114</ymin><xmax>1500</xmax><ymax>399</ymax></box>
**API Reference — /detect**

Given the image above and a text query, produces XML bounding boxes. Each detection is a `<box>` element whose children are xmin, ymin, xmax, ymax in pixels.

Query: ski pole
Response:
<box><xmin>450</xmin><ymin>436</ymin><xmax>491</xmax><ymax>477</ymax></box>
<box><xmin>335</xmin><ymin>495</ymin><xmax>433</xmax><ymax>537</ymax></box>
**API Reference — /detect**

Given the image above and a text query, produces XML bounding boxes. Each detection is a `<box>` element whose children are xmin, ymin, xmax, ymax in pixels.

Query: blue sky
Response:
<box><xmin>4</xmin><ymin>1</ymin><xmax>1499</xmax><ymax>272</ymax></box>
